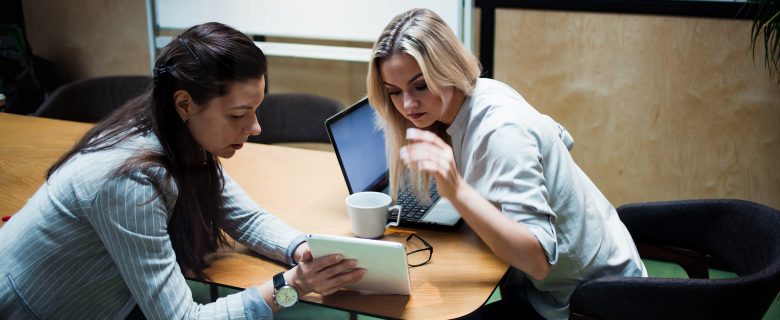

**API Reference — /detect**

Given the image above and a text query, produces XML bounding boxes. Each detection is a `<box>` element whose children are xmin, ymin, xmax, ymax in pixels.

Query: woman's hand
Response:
<box><xmin>400</xmin><ymin>128</ymin><xmax>464</xmax><ymax>199</ymax></box>
<box><xmin>288</xmin><ymin>245</ymin><xmax>365</xmax><ymax>296</ymax></box>
<box><xmin>400</xmin><ymin>130</ymin><xmax>551</xmax><ymax>280</ymax></box>
<box><xmin>293</xmin><ymin>242</ymin><xmax>309</xmax><ymax>264</ymax></box>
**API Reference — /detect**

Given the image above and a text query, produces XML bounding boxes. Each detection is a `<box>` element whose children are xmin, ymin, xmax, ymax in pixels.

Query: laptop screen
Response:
<box><xmin>326</xmin><ymin>98</ymin><xmax>388</xmax><ymax>194</ymax></box>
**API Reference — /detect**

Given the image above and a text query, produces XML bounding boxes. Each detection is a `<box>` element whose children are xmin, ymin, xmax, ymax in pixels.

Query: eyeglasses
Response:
<box><xmin>405</xmin><ymin>233</ymin><xmax>433</xmax><ymax>267</ymax></box>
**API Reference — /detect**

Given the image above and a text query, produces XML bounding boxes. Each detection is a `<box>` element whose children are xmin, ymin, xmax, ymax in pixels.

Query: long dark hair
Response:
<box><xmin>47</xmin><ymin>22</ymin><xmax>268</xmax><ymax>280</ymax></box>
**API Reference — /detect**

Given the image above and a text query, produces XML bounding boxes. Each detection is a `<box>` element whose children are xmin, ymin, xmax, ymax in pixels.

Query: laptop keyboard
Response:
<box><xmin>389</xmin><ymin>182</ymin><xmax>440</xmax><ymax>222</ymax></box>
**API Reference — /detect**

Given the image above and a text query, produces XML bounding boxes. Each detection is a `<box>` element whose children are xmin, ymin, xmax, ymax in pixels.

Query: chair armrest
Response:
<box><xmin>570</xmin><ymin>276</ymin><xmax>766</xmax><ymax>320</ymax></box>
<box><xmin>618</xmin><ymin>200</ymin><xmax>735</xmax><ymax>261</ymax></box>
<box><xmin>635</xmin><ymin>241</ymin><xmax>710</xmax><ymax>278</ymax></box>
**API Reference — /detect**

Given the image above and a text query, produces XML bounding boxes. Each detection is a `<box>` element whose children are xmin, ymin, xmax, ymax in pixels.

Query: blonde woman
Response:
<box><xmin>367</xmin><ymin>8</ymin><xmax>646</xmax><ymax>320</ymax></box>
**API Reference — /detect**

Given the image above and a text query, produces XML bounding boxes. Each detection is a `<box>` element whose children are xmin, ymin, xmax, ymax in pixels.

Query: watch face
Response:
<box><xmin>275</xmin><ymin>286</ymin><xmax>298</xmax><ymax>308</ymax></box>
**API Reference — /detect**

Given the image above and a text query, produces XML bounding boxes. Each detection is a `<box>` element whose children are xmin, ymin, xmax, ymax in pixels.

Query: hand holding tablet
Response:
<box><xmin>306</xmin><ymin>234</ymin><xmax>412</xmax><ymax>295</ymax></box>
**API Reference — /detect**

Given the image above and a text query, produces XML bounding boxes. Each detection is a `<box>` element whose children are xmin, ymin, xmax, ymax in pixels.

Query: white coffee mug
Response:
<box><xmin>345</xmin><ymin>192</ymin><xmax>402</xmax><ymax>238</ymax></box>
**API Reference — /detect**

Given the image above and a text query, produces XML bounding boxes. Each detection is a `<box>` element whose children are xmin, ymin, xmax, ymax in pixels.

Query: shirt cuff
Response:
<box><xmin>524</xmin><ymin>224</ymin><xmax>558</xmax><ymax>265</ymax></box>
<box><xmin>242</xmin><ymin>287</ymin><xmax>273</xmax><ymax>320</ymax></box>
<box><xmin>501</xmin><ymin>203</ymin><xmax>558</xmax><ymax>265</ymax></box>
<box><xmin>285</xmin><ymin>233</ymin><xmax>308</xmax><ymax>267</ymax></box>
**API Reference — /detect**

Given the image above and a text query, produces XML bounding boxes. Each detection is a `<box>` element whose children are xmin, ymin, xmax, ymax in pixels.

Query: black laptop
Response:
<box><xmin>325</xmin><ymin>97</ymin><xmax>462</xmax><ymax>229</ymax></box>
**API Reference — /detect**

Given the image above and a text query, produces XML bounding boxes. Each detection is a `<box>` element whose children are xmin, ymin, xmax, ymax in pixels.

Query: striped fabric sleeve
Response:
<box><xmin>87</xmin><ymin>167</ymin><xmax>271</xmax><ymax>319</ymax></box>
<box><xmin>220</xmin><ymin>172</ymin><xmax>305</xmax><ymax>266</ymax></box>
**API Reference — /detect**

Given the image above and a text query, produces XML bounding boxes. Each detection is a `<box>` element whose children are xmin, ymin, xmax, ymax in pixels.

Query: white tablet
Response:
<box><xmin>306</xmin><ymin>234</ymin><xmax>411</xmax><ymax>295</ymax></box>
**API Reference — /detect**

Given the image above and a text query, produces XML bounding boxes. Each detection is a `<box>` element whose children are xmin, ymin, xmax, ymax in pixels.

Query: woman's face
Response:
<box><xmin>379</xmin><ymin>53</ymin><xmax>459</xmax><ymax>127</ymax></box>
<box><xmin>179</xmin><ymin>77</ymin><xmax>265</xmax><ymax>159</ymax></box>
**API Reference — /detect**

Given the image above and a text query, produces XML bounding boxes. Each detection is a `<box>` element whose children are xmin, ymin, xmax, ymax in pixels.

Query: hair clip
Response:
<box><xmin>152</xmin><ymin>35</ymin><xmax>199</xmax><ymax>83</ymax></box>
<box><xmin>178</xmin><ymin>35</ymin><xmax>201</xmax><ymax>64</ymax></box>
<box><xmin>152</xmin><ymin>63</ymin><xmax>176</xmax><ymax>82</ymax></box>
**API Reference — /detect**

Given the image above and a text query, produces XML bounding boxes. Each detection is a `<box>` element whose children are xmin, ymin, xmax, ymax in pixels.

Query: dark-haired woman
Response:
<box><xmin>0</xmin><ymin>22</ymin><xmax>364</xmax><ymax>319</ymax></box>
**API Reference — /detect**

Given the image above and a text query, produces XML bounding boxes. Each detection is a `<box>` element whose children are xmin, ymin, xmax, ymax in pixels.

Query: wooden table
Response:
<box><xmin>0</xmin><ymin>113</ymin><xmax>91</xmax><ymax>219</ymax></box>
<box><xmin>0</xmin><ymin>113</ymin><xmax>508</xmax><ymax>319</ymax></box>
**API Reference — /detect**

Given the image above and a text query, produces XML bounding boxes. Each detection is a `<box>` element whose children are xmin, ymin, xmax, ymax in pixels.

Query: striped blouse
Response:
<box><xmin>0</xmin><ymin>132</ymin><xmax>305</xmax><ymax>319</ymax></box>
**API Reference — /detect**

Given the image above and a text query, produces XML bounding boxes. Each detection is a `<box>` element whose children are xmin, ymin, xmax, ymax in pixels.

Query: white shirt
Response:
<box><xmin>447</xmin><ymin>78</ymin><xmax>646</xmax><ymax>320</ymax></box>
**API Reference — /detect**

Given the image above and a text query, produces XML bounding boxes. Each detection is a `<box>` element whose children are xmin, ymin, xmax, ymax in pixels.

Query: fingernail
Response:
<box><xmin>335</xmin><ymin>254</ymin><xmax>343</xmax><ymax>261</ymax></box>
<box><xmin>406</xmin><ymin>127</ymin><xmax>418</xmax><ymax>139</ymax></box>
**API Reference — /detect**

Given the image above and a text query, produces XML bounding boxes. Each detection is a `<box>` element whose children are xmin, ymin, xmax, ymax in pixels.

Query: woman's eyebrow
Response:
<box><xmin>407</xmin><ymin>73</ymin><xmax>423</xmax><ymax>84</ymax></box>
<box><xmin>383</xmin><ymin>73</ymin><xmax>424</xmax><ymax>87</ymax></box>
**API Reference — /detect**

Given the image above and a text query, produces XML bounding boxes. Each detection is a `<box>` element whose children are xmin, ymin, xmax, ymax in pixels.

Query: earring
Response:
<box><xmin>181</xmin><ymin>116</ymin><xmax>188</xmax><ymax>123</ymax></box>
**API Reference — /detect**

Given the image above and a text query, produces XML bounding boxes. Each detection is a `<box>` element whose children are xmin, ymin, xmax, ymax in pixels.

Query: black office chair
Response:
<box><xmin>569</xmin><ymin>199</ymin><xmax>780</xmax><ymax>320</ymax></box>
<box><xmin>34</xmin><ymin>75</ymin><xmax>151</xmax><ymax>123</ymax></box>
<box><xmin>249</xmin><ymin>92</ymin><xmax>342</xmax><ymax>148</ymax></box>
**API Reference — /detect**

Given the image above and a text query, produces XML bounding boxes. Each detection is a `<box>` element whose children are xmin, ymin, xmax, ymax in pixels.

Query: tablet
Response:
<box><xmin>306</xmin><ymin>234</ymin><xmax>411</xmax><ymax>295</ymax></box>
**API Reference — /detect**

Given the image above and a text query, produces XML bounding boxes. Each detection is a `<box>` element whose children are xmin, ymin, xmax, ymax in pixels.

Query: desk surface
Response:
<box><xmin>0</xmin><ymin>113</ymin><xmax>508</xmax><ymax>319</ymax></box>
<box><xmin>0</xmin><ymin>113</ymin><xmax>92</xmax><ymax>218</ymax></box>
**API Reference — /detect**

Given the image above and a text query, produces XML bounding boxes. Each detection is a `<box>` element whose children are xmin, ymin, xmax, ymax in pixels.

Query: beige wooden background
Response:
<box><xmin>22</xmin><ymin>1</ymin><xmax>780</xmax><ymax>209</ymax></box>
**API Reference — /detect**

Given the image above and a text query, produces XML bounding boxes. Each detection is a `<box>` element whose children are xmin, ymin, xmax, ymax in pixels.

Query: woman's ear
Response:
<box><xmin>173</xmin><ymin>90</ymin><xmax>192</xmax><ymax>122</ymax></box>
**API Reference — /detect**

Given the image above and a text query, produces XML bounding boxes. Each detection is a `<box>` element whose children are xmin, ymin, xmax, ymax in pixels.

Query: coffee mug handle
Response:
<box><xmin>386</xmin><ymin>204</ymin><xmax>402</xmax><ymax>228</ymax></box>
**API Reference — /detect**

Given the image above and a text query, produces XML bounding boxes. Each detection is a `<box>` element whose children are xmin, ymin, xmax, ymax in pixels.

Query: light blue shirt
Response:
<box><xmin>0</xmin><ymin>132</ymin><xmax>305</xmax><ymax>319</ymax></box>
<box><xmin>447</xmin><ymin>79</ymin><xmax>647</xmax><ymax>320</ymax></box>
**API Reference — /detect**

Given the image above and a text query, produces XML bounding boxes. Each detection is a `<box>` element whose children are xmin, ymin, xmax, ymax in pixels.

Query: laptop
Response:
<box><xmin>325</xmin><ymin>97</ymin><xmax>462</xmax><ymax>229</ymax></box>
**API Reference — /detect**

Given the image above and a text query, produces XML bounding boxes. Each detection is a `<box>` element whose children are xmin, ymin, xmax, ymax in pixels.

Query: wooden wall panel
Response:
<box><xmin>265</xmin><ymin>56</ymin><xmax>367</xmax><ymax>106</ymax></box>
<box><xmin>20</xmin><ymin>3</ymin><xmax>780</xmax><ymax>209</ymax></box>
<box><xmin>494</xmin><ymin>9</ymin><xmax>780</xmax><ymax>209</ymax></box>
<box><xmin>22</xmin><ymin>0</ymin><xmax>150</xmax><ymax>81</ymax></box>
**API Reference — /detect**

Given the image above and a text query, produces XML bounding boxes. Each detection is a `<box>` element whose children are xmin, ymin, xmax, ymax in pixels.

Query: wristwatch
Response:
<box><xmin>273</xmin><ymin>272</ymin><xmax>299</xmax><ymax>308</ymax></box>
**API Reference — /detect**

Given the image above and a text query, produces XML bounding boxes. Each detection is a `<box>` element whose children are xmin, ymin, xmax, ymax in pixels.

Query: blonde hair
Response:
<box><xmin>367</xmin><ymin>8</ymin><xmax>481</xmax><ymax>201</ymax></box>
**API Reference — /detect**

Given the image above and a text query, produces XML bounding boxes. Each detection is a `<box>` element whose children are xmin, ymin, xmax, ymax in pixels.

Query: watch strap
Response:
<box><xmin>273</xmin><ymin>271</ymin><xmax>286</xmax><ymax>290</ymax></box>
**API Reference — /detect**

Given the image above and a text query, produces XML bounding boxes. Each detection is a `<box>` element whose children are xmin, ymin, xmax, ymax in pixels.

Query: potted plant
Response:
<box><xmin>749</xmin><ymin>0</ymin><xmax>780</xmax><ymax>83</ymax></box>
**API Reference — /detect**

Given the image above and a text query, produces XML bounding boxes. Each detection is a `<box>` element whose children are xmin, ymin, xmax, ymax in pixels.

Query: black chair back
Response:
<box><xmin>34</xmin><ymin>75</ymin><xmax>151</xmax><ymax>123</ymax></box>
<box><xmin>570</xmin><ymin>199</ymin><xmax>780</xmax><ymax>320</ymax></box>
<box><xmin>249</xmin><ymin>93</ymin><xmax>342</xmax><ymax>144</ymax></box>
